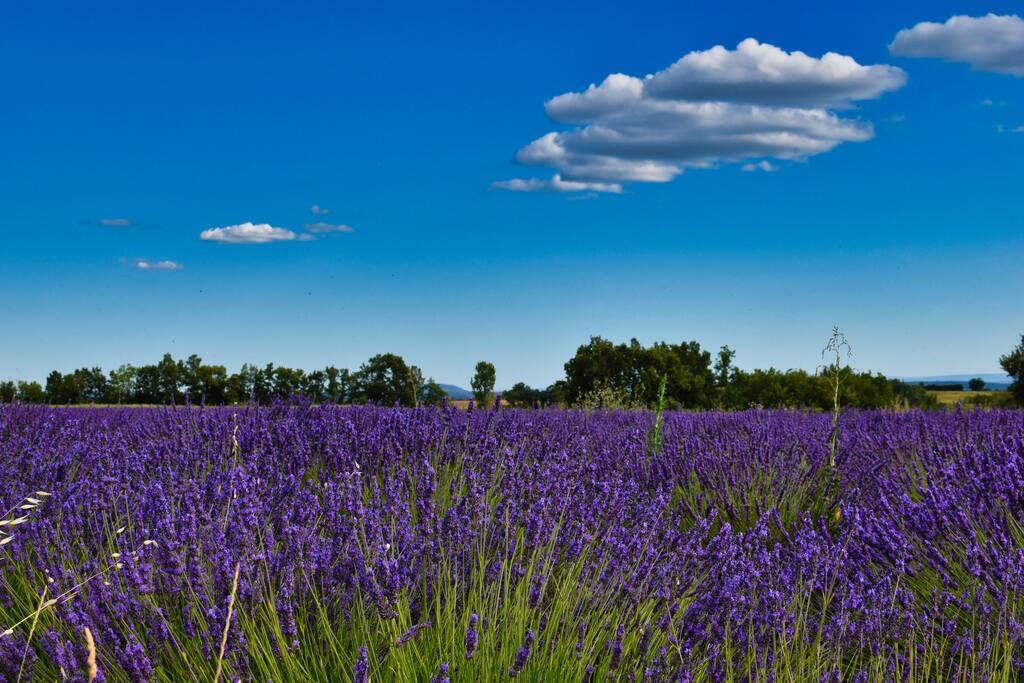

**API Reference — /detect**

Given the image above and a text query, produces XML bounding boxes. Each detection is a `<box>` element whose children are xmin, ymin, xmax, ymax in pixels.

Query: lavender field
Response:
<box><xmin>1</xmin><ymin>403</ymin><xmax>1023</xmax><ymax>682</ymax></box>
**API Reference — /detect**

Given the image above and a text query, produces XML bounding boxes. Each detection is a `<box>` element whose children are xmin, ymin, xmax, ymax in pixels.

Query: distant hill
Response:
<box><xmin>438</xmin><ymin>384</ymin><xmax>473</xmax><ymax>400</ymax></box>
<box><xmin>900</xmin><ymin>374</ymin><xmax>1012</xmax><ymax>391</ymax></box>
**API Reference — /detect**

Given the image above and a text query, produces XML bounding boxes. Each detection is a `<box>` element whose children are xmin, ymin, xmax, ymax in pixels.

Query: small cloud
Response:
<box><xmin>199</xmin><ymin>222</ymin><xmax>297</xmax><ymax>244</ymax></box>
<box><xmin>491</xmin><ymin>173</ymin><xmax>623</xmax><ymax>194</ymax></box>
<box><xmin>303</xmin><ymin>221</ymin><xmax>356</xmax><ymax>234</ymax></box>
<box><xmin>741</xmin><ymin>160</ymin><xmax>778</xmax><ymax>172</ymax></box>
<box><xmin>890</xmin><ymin>14</ymin><xmax>1024</xmax><ymax>76</ymax></box>
<box><xmin>132</xmin><ymin>259</ymin><xmax>183</xmax><ymax>271</ymax></box>
<box><xmin>100</xmin><ymin>218</ymin><xmax>133</xmax><ymax>227</ymax></box>
<box><xmin>311</xmin><ymin>204</ymin><xmax>330</xmax><ymax>215</ymax></box>
<box><xmin>981</xmin><ymin>99</ymin><xmax>995</xmax><ymax>106</ymax></box>
<box><xmin>997</xmin><ymin>124</ymin><xmax>1024</xmax><ymax>134</ymax></box>
<box><xmin>885</xmin><ymin>114</ymin><xmax>906</xmax><ymax>123</ymax></box>
<box><xmin>566</xmin><ymin>192</ymin><xmax>600</xmax><ymax>202</ymax></box>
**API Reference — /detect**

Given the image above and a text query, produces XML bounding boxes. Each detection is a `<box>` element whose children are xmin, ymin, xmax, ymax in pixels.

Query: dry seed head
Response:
<box><xmin>115</xmin><ymin>526</ymin><xmax>126</xmax><ymax>535</ymax></box>
<box><xmin>83</xmin><ymin>626</ymin><xmax>97</xmax><ymax>682</ymax></box>
<box><xmin>34</xmin><ymin>491</ymin><xmax>51</xmax><ymax>498</ymax></box>
<box><xmin>0</xmin><ymin>537</ymin><xmax>13</xmax><ymax>546</ymax></box>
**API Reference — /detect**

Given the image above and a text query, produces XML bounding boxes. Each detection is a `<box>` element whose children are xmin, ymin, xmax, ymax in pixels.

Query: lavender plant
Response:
<box><xmin>0</xmin><ymin>402</ymin><xmax>1020</xmax><ymax>681</ymax></box>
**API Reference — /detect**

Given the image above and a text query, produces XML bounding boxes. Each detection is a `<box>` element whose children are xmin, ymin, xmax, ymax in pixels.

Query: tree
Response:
<box><xmin>504</xmin><ymin>382</ymin><xmax>538</xmax><ymax>408</ymax></box>
<box><xmin>45</xmin><ymin>370</ymin><xmax>82</xmax><ymax>404</ymax></box>
<box><xmin>564</xmin><ymin>337</ymin><xmax>713</xmax><ymax>408</ymax></box>
<box><xmin>181</xmin><ymin>354</ymin><xmax>204</xmax><ymax>401</ymax></box>
<box><xmin>107</xmin><ymin>364</ymin><xmax>138</xmax><ymax>404</ymax></box>
<box><xmin>352</xmin><ymin>353</ymin><xmax>418</xmax><ymax>406</ymax></box>
<box><xmin>968</xmin><ymin>377</ymin><xmax>986</xmax><ymax>392</ymax></box>
<box><xmin>1000</xmin><ymin>335</ymin><xmax>1024</xmax><ymax>406</ymax></box>
<box><xmin>134</xmin><ymin>364</ymin><xmax>161</xmax><ymax>404</ymax></box>
<box><xmin>16</xmin><ymin>381</ymin><xmax>45</xmax><ymax>403</ymax></box>
<box><xmin>419</xmin><ymin>378</ymin><xmax>447</xmax><ymax>406</ymax></box>
<box><xmin>272</xmin><ymin>366</ymin><xmax>305</xmax><ymax>398</ymax></box>
<box><xmin>78</xmin><ymin>367</ymin><xmax>107</xmax><ymax>402</ymax></box>
<box><xmin>156</xmin><ymin>353</ymin><xmax>181</xmax><ymax>403</ymax></box>
<box><xmin>325</xmin><ymin>366</ymin><xmax>350</xmax><ymax>403</ymax></box>
<box><xmin>471</xmin><ymin>361</ymin><xmax>496</xmax><ymax>406</ymax></box>
<box><xmin>714</xmin><ymin>346</ymin><xmax>736</xmax><ymax>387</ymax></box>
<box><xmin>0</xmin><ymin>381</ymin><xmax>15</xmax><ymax>402</ymax></box>
<box><xmin>302</xmin><ymin>370</ymin><xmax>327</xmax><ymax>403</ymax></box>
<box><xmin>194</xmin><ymin>363</ymin><xmax>228</xmax><ymax>404</ymax></box>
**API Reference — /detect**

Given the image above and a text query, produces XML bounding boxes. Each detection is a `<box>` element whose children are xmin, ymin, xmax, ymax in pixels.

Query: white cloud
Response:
<box><xmin>741</xmin><ymin>160</ymin><xmax>778</xmax><ymax>172</ymax></box>
<box><xmin>199</xmin><ymin>222</ymin><xmax>297</xmax><ymax>244</ymax></box>
<box><xmin>100</xmin><ymin>218</ymin><xmax>133</xmax><ymax>227</ymax></box>
<box><xmin>890</xmin><ymin>14</ymin><xmax>1024</xmax><ymax>76</ymax></box>
<box><xmin>311</xmin><ymin>204</ymin><xmax>330</xmax><ymax>215</ymax></box>
<box><xmin>499</xmin><ymin>40</ymin><xmax>905</xmax><ymax>189</ymax></box>
<box><xmin>490</xmin><ymin>173</ymin><xmax>623</xmax><ymax>193</ymax></box>
<box><xmin>303</xmin><ymin>221</ymin><xmax>356</xmax><ymax>233</ymax></box>
<box><xmin>997</xmin><ymin>124</ymin><xmax>1024</xmax><ymax>134</ymax></box>
<box><xmin>645</xmin><ymin>38</ymin><xmax>906</xmax><ymax>108</ymax></box>
<box><xmin>132</xmin><ymin>259</ymin><xmax>183</xmax><ymax>271</ymax></box>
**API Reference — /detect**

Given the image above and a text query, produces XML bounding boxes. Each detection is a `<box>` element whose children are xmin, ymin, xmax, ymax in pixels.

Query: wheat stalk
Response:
<box><xmin>212</xmin><ymin>562</ymin><xmax>241</xmax><ymax>683</ymax></box>
<box><xmin>83</xmin><ymin>627</ymin><xmax>97</xmax><ymax>682</ymax></box>
<box><xmin>15</xmin><ymin>585</ymin><xmax>47</xmax><ymax>683</ymax></box>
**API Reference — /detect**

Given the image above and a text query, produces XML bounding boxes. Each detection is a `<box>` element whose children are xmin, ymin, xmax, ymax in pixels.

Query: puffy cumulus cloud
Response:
<box><xmin>132</xmin><ymin>259</ymin><xmax>183</xmax><ymax>270</ymax></box>
<box><xmin>100</xmin><ymin>218</ymin><xmax>133</xmax><ymax>227</ymax></box>
<box><xmin>890</xmin><ymin>14</ymin><xmax>1024</xmax><ymax>76</ymax></box>
<box><xmin>199</xmin><ymin>222</ymin><xmax>297</xmax><ymax>244</ymax></box>
<box><xmin>497</xmin><ymin>40</ymin><xmax>905</xmax><ymax>190</ymax></box>
<box><xmin>645</xmin><ymin>39</ymin><xmax>906</xmax><ymax>108</ymax></box>
<box><xmin>490</xmin><ymin>173</ymin><xmax>623</xmax><ymax>193</ymax></box>
<box><xmin>303</xmin><ymin>221</ymin><xmax>356</xmax><ymax>233</ymax></box>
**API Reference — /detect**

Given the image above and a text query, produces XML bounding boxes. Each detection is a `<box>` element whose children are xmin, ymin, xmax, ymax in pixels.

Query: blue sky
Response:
<box><xmin>1</xmin><ymin>0</ymin><xmax>1022</xmax><ymax>388</ymax></box>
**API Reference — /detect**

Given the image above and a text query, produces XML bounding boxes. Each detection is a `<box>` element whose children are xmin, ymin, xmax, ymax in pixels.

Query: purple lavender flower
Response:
<box><xmin>353</xmin><ymin>646</ymin><xmax>369</xmax><ymax>683</ymax></box>
<box><xmin>429</xmin><ymin>662</ymin><xmax>449</xmax><ymax>683</ymax></box>
<box><xmin>465</xmin><ymin>613</ymin><xmax>479</xmax><ymax>660</ymax></box>
<box><xmin>508</xmin><ymin>628</ymin><xmax>534</xmax><ymax>677</ymax></box>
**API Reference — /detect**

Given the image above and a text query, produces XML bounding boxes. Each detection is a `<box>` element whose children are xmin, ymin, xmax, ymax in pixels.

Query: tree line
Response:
<box><xmin>3</xmin><ymin>333</ymin><xmax>1023</xmax><ymax>409</ymax></box>
<box><xmin>501</xmin><ymin>336</ymin><xmax>943</xmax><ymax>411</ymax></box>
<box><xmin>0</xmin><ymin>353</ymin><xmax>447</xmax><ymax>407</ymax></box>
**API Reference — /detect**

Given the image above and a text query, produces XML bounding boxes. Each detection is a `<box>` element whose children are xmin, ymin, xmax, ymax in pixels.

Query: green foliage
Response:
<box><xmin>564</xmin><ymin>337</ymin><xmax>714</xmax><ymax>409</ymax></box>
<box><xmin>351</xmin><ymin>353</ymin><xmax>421</xmax><ymax>407</ymax></box>
<box><xmin>890</xmin><ymin>380</ymin><xmax>941</xmax><ymax>410</ymax></box>
<box><xmin>503</xmin><ymin>382</ymin><xmax>566</xmax><ymax>408</ymax></box>
<box><xmin>578</xmin><ymin>380</ymin><xmax>645</xmax><ymax>410</ymax></box>
<box><xmin>471</xmin><ymin>361</ymin><xmax>496</xmax><ymax>406</ymax></box>
<box><xmin>419</xmin><ymin>377</ymin><xmax>447</xmax><ymax>406</ymax></box>
<box><xmin>1000</xmin><ymin>334</ymin><xmax>1024</xmax><ymax>406</ymax></box>
<box><xmin>968</xmin><ymin>377</ymin><xmax>986</xmax><ymax>391</ymax></box>
<box><xmin>648</xmin><ymin>374</ymin><xmax>668</xmax><ymax>455</ymax></box>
